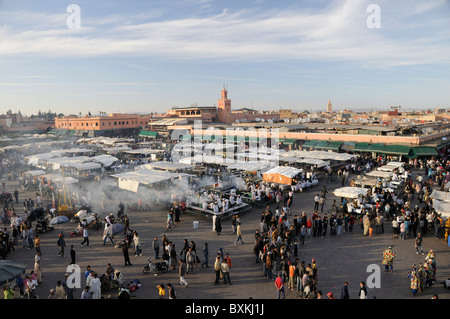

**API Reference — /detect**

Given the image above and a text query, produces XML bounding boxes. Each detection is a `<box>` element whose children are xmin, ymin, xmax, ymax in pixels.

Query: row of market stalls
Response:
<box><xmin>302</xmin><ymin>140</ymin><xmax>438</xmax><ymax>158</ymax></box>
<box><xmin>24</xmin><ymin>149</ymin><xmax>119</xmax><ymax>176</ymax></box>
<box><xmin>301</xmin><ymin>140</ymin><xmax>439</xmax><ymax>159</ymax></box>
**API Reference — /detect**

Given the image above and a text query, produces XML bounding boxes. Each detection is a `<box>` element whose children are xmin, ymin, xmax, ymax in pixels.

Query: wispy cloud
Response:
<box><xmin>0</xmin><ymin>0</ymin><xmax>448</xmax><ymax>68</ymax></box>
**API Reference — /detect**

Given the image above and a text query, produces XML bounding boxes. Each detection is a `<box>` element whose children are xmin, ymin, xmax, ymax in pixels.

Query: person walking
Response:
<box><xmin>319</xmin><ymin>196</ymin><xmax>325</xmax><ymax>213</ymax></box>
<box><xmin>57</xmin><ymin>234</ymin><xmax>65</xmax><ymax>258</ymax></box>
<box><xmin>153</xmin><ymin>237</ymin><xmax>160</xmax><ymax>259</ymax></box>
<box><xmin>34</xmin><ymin>252</ymin><xmax>43</xmax><ymax>284</ymax></box>
<box><xmin>234</xmin><ymin>222</ymin><xmax>244</xmax><ymax>245</ymax></box>
<box><xmin>231</xmin><ymin>214</ymin><xmax>237</xmax><ymax>234</ymax></box>
<box><xmin>336</xmin><ymin>215</ymin><xmax>343</xmax><ymax>236</ymax></box>
<box><xmin>288</xmin><ymin>262</ymin><xmax>296</xmax><ymax>291</ymax></box>
<box><xmin>314</xmin><ymin>194</ymin><xmax>319</xmax><ymax>211</ymax></box>
<box><xmin>215</xmin><ymin>216</ymin><xmax>222</xmax><ymax>235</ymax></box>
<box><xmin>214</xmin><ymin>256</ymin><xmax>221</xmax><ymax>285</ymax></box>
<box><xmin>265</xmin><ymin>251</ymin><xmax>273</xmax><ymax>280</ymax></box>
<box><xmin>201</xmin><ymin>242</ymin><xmax>209</xmax><ymax>268</ymax></box>
<box><xmin>186</xmin><ymin>247</ymin><xmax>196</xmax><ymax>274</ymax></box>
<box><xmin>14</xmin><ymin>189</ymin><xmax>19</xmax><ymax>204</ymax></box>
<box><xmin>55</xmin><ymin>280</ymin><xmax>66</xmax><ymax>299</ymax></box>
<box><xmin>408</xmin><ymin>266</ymin><xmax>419</xmax><ymax>296</ymax></box>
<box><xmin>123</xmin><ymin>239</ymin><xmax>132</xmax><ymax>266</ymax></box>
<box><xmin>80</xmin><ymin>227</ymin><xmax>89</xmax><ymax>246</ymax></box>
<box><xmin>299</xmin><ymin>225</ymin><xmax>306</xmax><ymax>245</ymax></box>
<box><xmin>415</xmin><ymin>233</ymin><xmax>424</xmax><ymax>255</ymax></box>
<box><xmin>221</xmin><ymin>259</ymin><xmax>231</xmax><ymax>285</ymax></box>
<box><xmin>157</xmin><ymin>283</ymin><xmax>165</xmax><ymax>299</ymax></box>
<box><xmin>133</xmin><ymin>231</ymin><xmax>142</xmax><ymax>256</ymax></box>
<box><xmin>102</xmin><ymin>223</ymin><xmax>115</xmax><ymax>246</ymax></box>
<box><xmin>27</xmin><ymin>227</ymin><xmax>34</xmax><ymax>250</ymax></box>
<box><xmin>62</xmin><ymin>273</ymin><xmax>75</xmax><ymax>299</ymax></box>
<box><xmin>167</xmin><ymin>283</ymin><xmax>176</xmax><ymax>299</ymax></box>
<box><xmin>69</xmin><ymin>245</ymin><xmax>76</xmax><ymax>265</ymax></box>
<box><xmin>123</xmin><ymin>215</ymin><xmax>130</xmax><ymax>234</ymax></box>
<box><xmin>359</xmin><ymin>281</ymin><xmax>368</xmax><ymax>299</ymax></box>
<box><xmin>382</xmin><ymin>246</ymin><xmax>396</xmax><ymax>272</ymax></box>
<box><xmin>179</xmin><ymin>259</ymin><xmax>189</xmax><ymax>288</ymax></box>
<box><xmin>341</xmin><ymin>281</ymin><xmax>349</xmax><ymax>299</ymax></box>
<box><xmin>34</xmin><ymin>234</ymin><xmax>41</xmax><ymax>255</ymax></box>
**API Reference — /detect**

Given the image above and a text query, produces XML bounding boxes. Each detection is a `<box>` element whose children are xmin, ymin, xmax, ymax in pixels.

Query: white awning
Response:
<box><xmin>334</xmin><ymin>187</ymin><xmax>368</xmax><ymax>199</ymax></box>
<box><xmin>430</xmin><ymin>190</ymin><xmax>450</xmax><ymax>202</ymax></box>
<box><xmin>366</xmin><ymin>170</ymin><xmax>394</xmax><ymax>178</ymax></box>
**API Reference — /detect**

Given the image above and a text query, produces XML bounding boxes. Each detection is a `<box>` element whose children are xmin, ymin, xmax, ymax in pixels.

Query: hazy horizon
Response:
<box><xmin>0</xmin><ymin>0</ymin><xmax>449</xmax><ymax>115</ymax></box>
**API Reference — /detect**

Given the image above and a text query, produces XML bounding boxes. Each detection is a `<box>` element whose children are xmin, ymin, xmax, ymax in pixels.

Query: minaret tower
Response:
<box><xmin>327</xmin><ymin>100</ymin><xmax>332</xmax><ymax>113</ymax></box>
<box><xmin>217</xmin><ymin>85</ymin><xmax>232</xmax><ymax>124</ymax></box>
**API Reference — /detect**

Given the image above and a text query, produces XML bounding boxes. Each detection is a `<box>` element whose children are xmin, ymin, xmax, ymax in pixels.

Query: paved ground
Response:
<box><xmin>3</xmin><ymin>168</ymin><xmax>450</xmax><ymax>300</ymax></box>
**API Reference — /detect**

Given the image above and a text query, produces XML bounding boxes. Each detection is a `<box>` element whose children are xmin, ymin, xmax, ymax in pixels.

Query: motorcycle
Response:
<box><xmin>143</xmin><ymin>258</ymin><xmax>169</xmax><ymax>274</ymax></box>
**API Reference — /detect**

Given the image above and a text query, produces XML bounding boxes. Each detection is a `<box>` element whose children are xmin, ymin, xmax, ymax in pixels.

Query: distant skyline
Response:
<box><xmin>0</xmin><ymin>0</ymin><xmax>449</xmax><ymax>116</ymax></box>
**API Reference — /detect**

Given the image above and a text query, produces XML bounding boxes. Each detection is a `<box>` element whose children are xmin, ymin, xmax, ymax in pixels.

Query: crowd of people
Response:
<box><xmin>2</xmin><ymin>140</ymin><xmax>450</xmax><ymax>300</ymax></box>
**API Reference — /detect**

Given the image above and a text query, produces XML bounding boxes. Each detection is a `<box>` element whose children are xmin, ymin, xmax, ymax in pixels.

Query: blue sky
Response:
<box><xmin>0</xmin><ymin>0</ymin><xmax>449</xmax><ymax>116</ymax></box>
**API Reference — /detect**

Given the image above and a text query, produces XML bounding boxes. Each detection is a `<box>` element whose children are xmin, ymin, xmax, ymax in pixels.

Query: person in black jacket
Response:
<box><xmin>341</xmin><ymin>281</ymin><xmax>349</xmax><ymax>299</ymax></box>
<box><xmin>70</xmin><ymin>245</ymin><xmax>76</xmax><ymax>265</ymax></box>
<box><xmin>123</xmin><ymin>238</ymin><xmax>132</xmax><ymax>266</ymax></box>
<box><xmin>215</xmin><ymin>216</ymin><xmax>222</xmax><ymax>235</ymax></box>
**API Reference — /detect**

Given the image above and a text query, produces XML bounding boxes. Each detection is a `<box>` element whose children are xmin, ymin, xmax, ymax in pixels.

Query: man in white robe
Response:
<box><xmin>89</xmin><ymin>273</ymin><xmax>101</xmax><ymax>299</ymax></box>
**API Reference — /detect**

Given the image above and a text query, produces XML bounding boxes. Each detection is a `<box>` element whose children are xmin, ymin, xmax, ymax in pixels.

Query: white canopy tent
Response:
<box><xmin>40</xmin><ymin>174</ymin><xmax>79</xmax><ymax>185</ymax></box>
<box><xmin>333</xmin><ymin>186</ymin><xmax>368</xmax><ymax>199</ymax></box>
<box><xmin>23</xmin><ymin>170</ymin><xmax>46</xmax><ymax>177</ymax></box>
<box><xmin>67</xmin><ymin>162</ymin><xmax>102</xmax><ymax>171</ymax></box>
<box><xmin>44</xmin><ymin>156</ymin><xmax>91</xmax><ymax>170</ymax></box>
<box><xmin>112</xmin><ymin>170</ymin><xmax>194</xmax><ymax>193</ymax></box>
<box><xmin>431</xmin><ymin>199</ymin><xmax>450</xmax><ymax>219</ymax></box>
<box><xmin>366</xmin><ymin>170</ymin><xmax>394</xmax><ymax>179</ymax></box>
<box><xmin>137</xmin><ymin>161</ymin><xmax>193</xmax><ymax>172</ymax></box>
<box><xmin>86</xmin><ymin>155</ymin><xmax>118</xmax><ymax>167</ymax></box>
<box><xmin>225</xmin><ymin>161</ymin><xmax>272</xmax><ymax>172</ymax></box>
<box><xmin>430</xmin><ymin>190</ymin><xmax>450</xmax><ymax>202</ymax></box>
<box><xmin>280</xmin><ymin>150</ymin><xmax>358</xmax><ymax>162</ymax></box>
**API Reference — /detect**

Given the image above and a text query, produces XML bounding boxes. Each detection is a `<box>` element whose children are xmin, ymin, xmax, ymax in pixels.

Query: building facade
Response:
<box><xmin>55</xmin><ymin>113</ymin><xmax>151</xmax><ymax>131</ymax></box>
<box><xmin>165</xmin><ymin>106</ymin><xmax>217</xmax><ymax>123</ymax></box>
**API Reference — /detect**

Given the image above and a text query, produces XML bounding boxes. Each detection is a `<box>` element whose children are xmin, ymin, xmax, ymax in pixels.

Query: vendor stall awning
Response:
<box><xmin>367</xmin><ymin>143</ymin><xmax>385</xmax><ymax>153</ymax></box>
<box><xmin>382</xmin><ymin>145</ymin><xmax>412</xmax><ymax>156</ymax></box>
<box><xmin>325</xmin><ymin>141</ymin><xmax>343</xmax><ymax>151</ymax></box>
<box><xmin>341</xmin><ymin>141</ymin><xmax>356</xmax><ymax>151</ymax></box>
<box><xmin>313</xmin><ymin>140</ymin><xmax>329</xmax><ymax>150</ymax></box>
<box><xmin>410</xmin><ymin>146</ymin><xmax>438</xmax><ymax>157</ymax></box>
<box><xmin>139</xmin><ymin>130</ymin><xmax>158</xmax><ymax>138</ymax></box>
<box><xmin>352</xmin><ymin>143</ymin><xmax>413</xmax><ymax>156</ymax></box>
<box><xmin>301</xmin><ymin>140</ymin><xmax>318</xmax><ymax>150</ymax></box>
<box><xmin>282</xmin><ymin>138</ymin><xmax>300</xmax><ymax>145</ymax></box>
<box><xmin>353</xmin><ymin>143</ymin><xmax>371</xmax><ymax>152</ymax></box>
